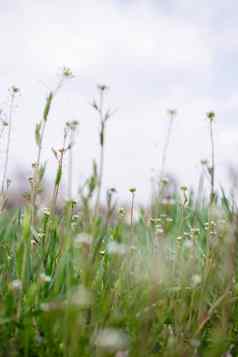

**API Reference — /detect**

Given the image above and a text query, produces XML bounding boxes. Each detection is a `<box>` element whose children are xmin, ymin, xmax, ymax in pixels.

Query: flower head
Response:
<box><xmin>206</xmin><ymin>111</ymin><xmax>215</xmax><ymax>121</ymax></box>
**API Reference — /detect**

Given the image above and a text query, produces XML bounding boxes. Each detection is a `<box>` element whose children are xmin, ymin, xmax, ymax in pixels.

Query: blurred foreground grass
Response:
<box><xmin>0</xmin><ymin>195</ymin><xmax>237</xmax><ymax>356</ymax></box>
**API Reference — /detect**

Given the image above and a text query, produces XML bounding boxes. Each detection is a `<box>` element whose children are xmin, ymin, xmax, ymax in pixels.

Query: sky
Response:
<box><xmin>0</xmin><ymin>0</ymin><xmax>238</xmax><ymax>203</ymax></box>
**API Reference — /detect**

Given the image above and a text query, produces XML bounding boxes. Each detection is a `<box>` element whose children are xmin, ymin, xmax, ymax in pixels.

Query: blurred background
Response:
<box><xmin>0</xmin><ymin>0</ymin><xmax>237</xmax><ymax>203</ymax></box>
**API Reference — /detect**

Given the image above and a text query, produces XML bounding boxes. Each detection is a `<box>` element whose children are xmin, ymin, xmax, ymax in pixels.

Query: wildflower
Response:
<box><xmin>184</xmin><ymin>240</ymin><xmax>193</xmax><ymax>249</ymax></box>
<box><xmin>74</xmin><ymin>233</ymin><xmax>93</xmax><ymax>247</ymax></box>
<box><xmin>32</xmin><ymin>162</ymin><xmax>38</xmax><ymax>168</ymax></box>
<box><xmin>42</xmin><ymin>208</ymin><xmax>50</xmax><ymax>216</ymax></box>
<box><xmin>63</xmin><ymin>66</ymin><xmax>73</xmax><ymax>78</ymax></box>
<box><xmin>161</xmin><ymin>177</ymin><xmax>169</xmax><ymax>185</ymax></box>
<box><xmin>31</xmin><ymin>239</ymin><xmax>37</xmax><ymax>247</ymax></box>
<box><xmin>180</xmin><ymin>185</ymin><xmax>188</xmax><ymax>192</ymax></box>
<box><xmin>190</xmin><ymin>339</ymin><xmax>201</xmax><ymax>348</ymax></box>
<box><xmin>69</xmin><ymin>285</ymin><xmax>92</xmax><ymax>307</ymax></box>
<box><xmin>162</xmin><ymin>197</ymin><xmax>175</xmax><ymax>206</ymax></box>
<box><xmin>97</xmin><ymin>84</ymin><xmax>109</xmax><ymax>92</ymax></box>
<box><xmin>191</xmin><ymin>228</ymin><xmax>200</xmax><ymax>235</ymax></box>
<box><xmin>39</xmin><ymin>273</ymin><xmax>51</xmax><ymax>284</ymax></box>
<box><xmin>116</xmin><ymin>351</ymin><xmax>129</xmax><ymax>357</ymax></box>
<box><xmin>40</xmin><ymin>301</ymin><xmax>65</xmax><ymax>312</ymax></box>
<box><xmin>107</xmin><ymin>241</ymin><xmax>127</xmax><ymax>256</ymax></box>
<box><xmin>72</xmin><ymin>214</ymin><xmax>79</xmax><ymax>221</ymax></box>
<box><xmin>206</xmin><ymin>111</ymin><xmax>215</xmax><ymax>121</ymax></box>
<box><xmin>155</xmin><ymin>225</ymin><xmax>164</xmax><ymax>235</ymax></box>
<box><xmin>191</xmin><ymin>274</ymin><xmax>202</xmax><ymax>287</ymax></box>
<box><xmin>129</xmin><ymin>187</ymin><xmax>136</xmax><ymax>193</ymax></box>
<box><xmin>9</xmin><ymin>279</ymin><xmax>22</xmax><ymax>291</ymax></box>
<box><xmin>94</xmin><ymin>328</ymin><xmax>128</xmax><ymax>352</ymax></box>
<box><xmin>38</xmin><ymin>232</ymin><xmax>45</xmax><ymax>240</ymax></box>
<box><xmin>150</xmin><ymin>217</ymin><xmax>161</xmax><ymax>223</ymax></box>
<box><xmin>10</xmin><ymin>86</ymin><xmax>20</xmax><ymax>94</ymax></box>
<box><xmin>109</xmin><ymin>187</ymin><xmax>117</xmax><ymax>193</ymax></box>
<box><xmin>118</xmin><ymin>208</ymin><xmax>126</xmax><ymax>217</ymax></box>
<box><xmin>210</xmin><ymin>220</ymin><xmax>216</xmax><ymax>227</ymax></box>
<box><xmin>66</xmin><ymin>120</ymin><xmax>79</xmax><ymax>131</ymax></box>
<box><xmin>91</xmin><ymin>99</ymin><xmax>98</xmax><ymax>111</ymax></box>
<box><xmin>167</xmin><ymin>109</ymin><xmax>177</xmax><ymax>118</ymax></box>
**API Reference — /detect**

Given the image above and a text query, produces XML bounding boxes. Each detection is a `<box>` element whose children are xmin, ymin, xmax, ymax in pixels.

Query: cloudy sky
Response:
<box><xmin>0</xmin><ymin>0</ymin><xmax>237</xmax><ymax>202</ymax></box>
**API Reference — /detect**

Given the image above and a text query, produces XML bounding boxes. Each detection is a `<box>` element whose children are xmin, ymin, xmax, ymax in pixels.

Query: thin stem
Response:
<box><xmin>159</xmin><ymin>110</ymin><xmax>176</xmax><ymax>197</ymax></box>
<box><xmin>31</xmin><ymin>73</ymin><xmax>70</xmax><ymax>223</ymax></box>
<box><xmin>1</xmin><ymin>92</ymin><xmax>15</xmax><ymax>193</ymax></box>
<box><xmin>209</xmin><ymin>120</ymin><xmax>215</xmax><ymax>204</ymax></box>
<box><xmin>94</xmin><ymin>90</ymin><xmax>105</xmax><ymax>217</ymax></box>
<box><xmin>161</xmin><ymin>119</ymin><xmax>172</xmax><ymax>178</ymax></box>
<box><xmin>31</xmin><ymin>95</ymin><xmax>52</xmax><ymax>224</ymax></box>
<box><xmin>51</xmin><ymin>125</ymin><xmax>70</xmax><ymax>214</ymax></box>
<box><xmin>130</xmin><ymin>192</ymin><xmax>135</xmax><ymax>226</ymax></box>
<box><xmin>51</xmin><ymin>153</ymin><xmax>63</xmax><ymax>214</ymax></box>
<box><xmin>67</xmin><ymin>129</ymin><xmax>74</xmax><ymax>200</ymax></box>
<box><xmin>95</xmin><ymin>126</ymin><xmax>105</xmax><ymax>217</ymax></box>
<box><xmin>92</xmin><ymin>84</ymin><xmax>112</xmax><ymax>218</ymax></box>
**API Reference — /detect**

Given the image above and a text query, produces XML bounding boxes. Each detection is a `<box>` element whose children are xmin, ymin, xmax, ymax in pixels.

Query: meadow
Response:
<box><xmin>0</xmin><ymin>69</ymin><xmax>237</xmax><ymax>356</ymax></box>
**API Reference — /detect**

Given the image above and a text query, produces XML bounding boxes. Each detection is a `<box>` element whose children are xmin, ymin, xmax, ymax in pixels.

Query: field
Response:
<box><xmin>0</xmin><ymin>70</ymin><xmax>237</xmax><ymax>356</ymax></box>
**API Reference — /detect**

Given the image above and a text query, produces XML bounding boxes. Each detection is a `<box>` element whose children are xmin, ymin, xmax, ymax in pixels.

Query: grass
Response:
<box><xmin>0</xmin><ymin>69</ymin><xmax>237</xmax><ymax>356</ymax></box>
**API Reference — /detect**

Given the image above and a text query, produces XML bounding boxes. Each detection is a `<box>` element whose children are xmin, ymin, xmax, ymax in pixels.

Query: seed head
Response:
<box><xmin>10</xmin><ymin>86</ymin><xmax>20</xmax><ymax>94</ymax></box>
<box><xmin>97</xmin><ymin>84</ymin><xmax>109</xmax><ymax>92</ymax></box>
<box><xmin>118</xmin><ymin>207</ymin><xmax>126</xmax><ymax>216</ymax></box>
<box><xmin>43</xmin><ymin>208</ymin><xmax>50</xmax><ymax>216</ymax></box>
<box><xmin>180</xmin><ymin>185</ymin><xmax>188</xmax><ymax>192</ymax></box>
<box><xmin>206</xmin><ymin>111</ymin><xmax>215</xmax><ymax>121</ymax></box>
<box><xmin>161</xmin><ymin>177</ymin><xmax>169</xmax><ymax>185</ymax></box>
<box><xmin>66</xmin><ymin>120</ymin><xmax>79</xmax><ymax>131</ymax></box>
<box><xmin>63</xmin><ymin>66</ymin><xmax>73</xmax><ymax>78</ymax></box>
<box><xmin>109</xmin><ymin>187</ymin><xmax>117</xmax><ymax>193</ymax></box>
<box><xmin>72</xmin><ymin>214</ymin><xmax>79</xmax><ymax>221</ymax></box>
<box><xmin>167</xmin><ymin>109</ymin><xmax>177</xmax><ymax>118</ymax></box>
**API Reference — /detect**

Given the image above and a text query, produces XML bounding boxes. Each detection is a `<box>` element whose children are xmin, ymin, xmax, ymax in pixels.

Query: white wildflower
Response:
<box><xmin>107</xmin><ymin>241</ymin><xmax>127</xmax><ymax>256</ymax></box>
<box><xmin>191</xmin><ymin>274</ymin><xmax>202</xmax><ymax>287</ymax></box>
<box><xmin>10</xmin><ymin>279</ymin><xmax>22</xmax><ymax>291</ymax></box>
<box><xmin>74</xmin><ymin>233</ymin><xmax>93</xmax><ymax>247</ymax></box>
<box><xmin>94</xmin><ymin>328</ymin><xmax>128</xmax><ymax>352</ymax></box>
<box><xmin>184</xmin><ymin>240</ymin><xmax>193</xmax><ymax>249</ymax></box>
<box><xmin>39</xmin><ymin>273</ymin><xmax>51</xmax><ymax>283</ymax></box>
<box><xmin>70</xmin><ymin>285</ymin><xmax>92</xmax><ymax>307</ymax></box>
